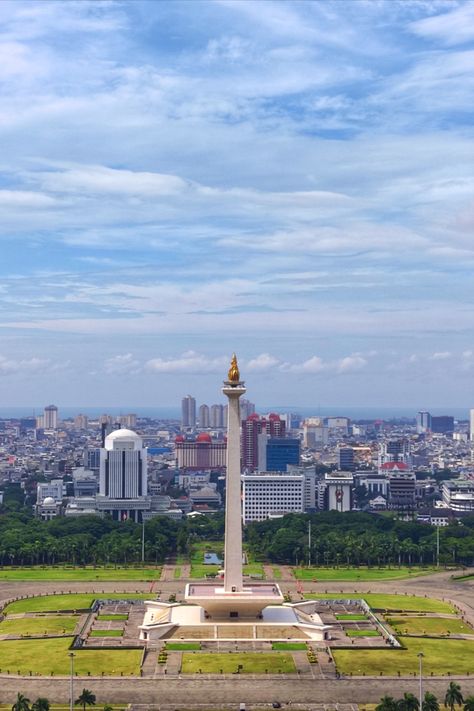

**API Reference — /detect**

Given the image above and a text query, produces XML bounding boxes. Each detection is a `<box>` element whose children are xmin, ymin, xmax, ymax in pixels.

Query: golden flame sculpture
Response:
<box><xmin>228</xmin><ymin>353</ymin><xmax>240</xmax><ymax>382</ymax></box>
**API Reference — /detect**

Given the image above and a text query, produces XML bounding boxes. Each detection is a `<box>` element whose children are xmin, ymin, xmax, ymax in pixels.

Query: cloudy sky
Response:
<box><xmin>0</xmin><ymin>0</ymin><xmax>473</xmax><ymax>411</ymax></box>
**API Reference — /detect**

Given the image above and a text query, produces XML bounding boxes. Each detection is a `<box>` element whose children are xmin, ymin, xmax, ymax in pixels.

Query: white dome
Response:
<box><xmin>104</xmin><ymin>428</ymin><xmax>142</xmax><ymax>451</ymax></box>
<box><xmin>43</xmin><ymin>496</ymin><xmax>56</xmax><ymax>506</ymax></box>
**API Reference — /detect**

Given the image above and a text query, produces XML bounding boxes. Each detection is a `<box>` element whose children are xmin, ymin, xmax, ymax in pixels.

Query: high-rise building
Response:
<box><xmin>210</xmin><ymin>404</ymin><xmax>225</xmax><ymax>428</ymax></box>
<box><xmin>74</xmin><ymin>414</ymin><xmax>88</xmax><ymax>430</ymax></box>
<box><xmin>470</xmin><ymin>409</ymin><xmax>474</xmax><ymax>442</ymax></box>
<box><xmin>240</xmin><ymin>398</ymin><xmax>255</xmax><ymax>421</ymax></box>
<box><xmin>44</xmin><ymin>405</ymin><xmax>58</xmax><ymax>429</ymax></box>
<box><xmin>431</xmin><ymin>415</ymin><xmax>454</xmax><ymax>434</ymax></box>
<box><xmin>118</xmin><ymin>413</ymin><xmax>137</xmax><ymax>429</ymax></box>
<box><xmin>241</xmin><ymin>413</ymin><xmax>286</xmax><ymax>470</ymax></box>
<box><xmin>242</xmin><ymin>470</ymin><xmax>305</xmax><ymax>523</ymax></box>
<box><xmin>337</xmin><ymin>447</ymin><xmax>355</xmax><ymax>470</ymax></box>
<box><xmin>416</xmin><ymin>411</ymin><xmax>431</xmax><ymax>434</ymax></box>
<box><xmin>97</xmin><ymin>428</ymin><xmax>149</xmax><ymax>521</ymax></box>
<box><xmin>198</xmin><ymin>404</ymin><xmax>210</xmax><ymax>428</ymax></box>
<box><xmin>266</xmin><ymin>438</ymin><xmax>300</xmax><ymax>472</ymax></box>
<box><xmin>181</xmin><ymin>395</ymin><xmax>196</xmax><ymax>428</ymax></box>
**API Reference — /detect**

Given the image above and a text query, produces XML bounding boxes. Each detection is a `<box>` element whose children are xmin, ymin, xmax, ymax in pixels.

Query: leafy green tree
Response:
<box><xmin>422</xmin><ymin>692</ymin><xmax>439</xmax><ymax>711</ymax></box>
<box><xmin>12</xmin><ymin>694</ymin><xmax>30</xmax><ymax>711</ymax></box>
<box><xmin>445</xmin><ymin>682</ymin><xmax>464</xmax><ymax>711</ymax></box>
<box><xmin>75</xmin><ymin>689</ymin><xmax>96</xmax><ymax>711</ymax></box>
<box><xmin>376</xmin><ymin>696</ymin><xmax>399</xmax><ymax>711</ymax></box>
<box><xmin>463</xmin><ymin>698</ymin><xmax>474</xmax><ymax>711</ymax></box>
<box><xmin>397</xmin><ymin>693</ymin><xmax>420</xmax><ymax>711</ymax></box>
<box><xmin>32</xmin><ymin>699</ymin><xmax>50</xmax><ymax>711</ymax></box>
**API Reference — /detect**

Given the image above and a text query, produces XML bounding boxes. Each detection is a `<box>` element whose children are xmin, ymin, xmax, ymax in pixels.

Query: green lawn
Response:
<box><xmin>90</xmin><ymin>629</ymin><xmax>124</xmax><ymax>637</ymax></box>
<box><xmin>272</xmin><ymin>642</ymin><xmax>307</xmax><ymax>650</ymax></box>
<box><xmin>333</xmin><ymin>637</ymin><xmax>474</xmax><ymax>676</ymax></box>
<box><xmin>272</xmin><ymin>568</ymin><xmax>282</xmax><ymax>580</ymax></box>
<box><xmin>181</xmin><ymin>652</ymin><xmax>296</xmax><ymax>674</ymax></box>
<box><xmin>387</xmin><ymin>616</ymin><xmax>472</xmax><ymax>636</ymax></box>
<box><xmin>0</xmin><ymin>615</ymin><xmax>79</xmax><ymax>636</ymax></box>
<box><xmin>97</xmin><ymin>614</ymin><xmax>128</xmax><ymax>621</ymax></box>
<box><xmin>346</xmin><ymin>629</ymin><xmax>380</xmax><ymax>637</ymax></box>
<box><xmin>304</xmin><ymin>593</ymin><xmax>455</xmax><ymax>614</ymax></box>
<box><xmin>165</xmin><ymin>642</ymin><xmax>201</xmax><ymax>650</ymax></box>
<box><xmin>173</xmin><ymin>567</ymin><xmax>181</xmax><ymax>579</ymax></box>
<box><xmin>5</xmin><ymin>593</ymin><xmax>151</xmax><ymax>614</ymax></box>
<box><xmin>295</xmin><ymin>566</ymin><xmax>437</xmax><ymax>581</ymax></box>
<box><xmin>0</xmin><ymin>566</ymin><xmax>161</xmax><ymax>581</ymax></box>
<box><xmin>243</xmin><ymin>563</ymin><xmax>264</xmax><ymax>577</ymax></box>
<box><xmin>190</xmin><ymin>564</ymin><xmax>220</xmax><ymax>579</ymax></box>
<box><xmin>336</xmin><ymin>614</ymin><xmax>367</xmax><ymax>621</ymax></box>
<box><xmin>0</xmin><ymin>637</ymin><xmax>141</xmax><ymax>675</ymax></box>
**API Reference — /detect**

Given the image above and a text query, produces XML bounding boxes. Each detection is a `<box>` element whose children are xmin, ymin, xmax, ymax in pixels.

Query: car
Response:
<box><xmin>272</xmin><ymin>704</ymin><xmax>281</xmax><ymax>709</ymax></box>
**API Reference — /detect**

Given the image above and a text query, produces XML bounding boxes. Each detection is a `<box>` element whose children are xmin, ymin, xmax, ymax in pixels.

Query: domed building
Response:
<box><xmin>175</xmin><ymin>432</ymin><xmax>226</xmax><ymax>470</ymax></box>
<box><xmin>97</xmin><ymin>428</ymin><xmax>150</xmax><ymax>522</ymax></box>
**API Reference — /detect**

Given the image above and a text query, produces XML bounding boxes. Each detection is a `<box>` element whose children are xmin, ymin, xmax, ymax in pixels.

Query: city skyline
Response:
<box><xmin>0</xmin><ymin>1</ymin><xmax>473</xmax><ymax>406</ymax></box>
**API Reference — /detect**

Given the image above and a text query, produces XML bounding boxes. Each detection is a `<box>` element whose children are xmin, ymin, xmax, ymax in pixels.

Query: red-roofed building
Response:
<box><xmin>175</xmin><ymin>435</ymin><xmax>226</xmax><ymax>470</ymax></box>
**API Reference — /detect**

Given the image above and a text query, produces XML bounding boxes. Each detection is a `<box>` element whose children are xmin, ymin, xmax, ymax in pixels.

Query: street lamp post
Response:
<box><xmin>418</xmin><ymin>652</ymin><xmax>424</xmax><ymax>711</ymax></box>
<box><xmin>69</xmin><ymin>651</ymin><xmax>75</xmax><ymax>711</ymax></box>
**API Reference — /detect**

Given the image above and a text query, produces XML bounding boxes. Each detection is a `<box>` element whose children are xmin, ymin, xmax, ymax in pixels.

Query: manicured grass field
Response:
<box><xmin>0</xmin><ymin>637</ymin><xmax>141</xmax><ymax>675</ymax></box>
<box><xmin>272</xmin><ymin>568</ymin><xmax>282</xmax><ymax>579</ymax></box>
<box><xmin>243</xmin><ymin>563</ymin><xmax>264</xmax><ymax>577</ymax></box>
<box><xmin>181</xmin><ymin>652</ymin><xmax>296</xmax><ymax>674</ymax></box>
<box><xmin>97</xmin><ymin>614</ymin><xmax>128</xmax><ymax>621</ymax></box>
<box><xmin>165</xmin><ymin>642</ymin><xmax>201</xmax><ymax>650</ymax></box>
<box><xmin>346</xmin><ymin>629</ymin><xmax>380</xmax><ymax>637</ymax></box>
<box><xmin>90</xmin><ymin>629</ymin><xmax>124</xmax><ymax>637</ymax></box>
<box><xmin>387</xmin><ymin>616</ymin><xmax>472</xmax><ymax>636</ymax></box>
<box><xmin>304</xmin><ymin>593</ymin><xmax>455</xmax><ymax>614</ymax></box>
<box><xmin>5</xmin><ymin>593</ymin><xmax>151</xmax><ymax>615</ymax></box>
<box><xmin>336</xmin><ymin>614</ymin><xmax>367</xmax><ymax>621</ymax></box>
<box><xmin>190</xmin><ymin>564</ymin><xmax>220</xmax><ymax>579</ymax></box>
<box><xmin>333</xmin><ymin>637</ymin><xmax>474</xmax><ymax>676</ymax></box>
<box><xmin>0</xmin><ymin>615</ymin><xmax>79</xmax><ymax>636</ymax></box>
<box><xmin>294</xmin><ymin>566</ymin><xmax>437</xmax><ymax>581</ymax></box>
<box><xmin>272</xmin><ymin>642</ymin><xmax>307</xmax><ymax>650</ymax></box>
<box><xmin>0</xmin><ymin>566</ymin><xmax>161</xmax><ymax>581</ymax></box>
<box><xmin>173</xmin><ymin>567</ymin><xmax>181</xmax><ymax>579</ymax></box>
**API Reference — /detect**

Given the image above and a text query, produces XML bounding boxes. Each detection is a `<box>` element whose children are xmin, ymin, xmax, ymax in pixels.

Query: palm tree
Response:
<box><xmin>32</xmin><ymin>699</ymin><xmax>50</xmax><ymax>711</ymax></box>
<box><xmin>376</xmin><ymin>696</ymin><xmax>398</xmax><ymax>711</ymax></box>
<box><xmin>12</xmin><ymin>694</ymin><xmax>30</xmax><ymax>711</ymax></box>
<box><xmin>422</xmin><ymin>692</ymin><xmax>439</xmax><ymax>711</ymax></box>
<box><xmin>445</xmin><ymin>682</ymin><xmax>464</xmax><ymax>711</ymax></box>
<box><xmin>463</xmin><ymin>697</ymin><xmax>474</xmax><ymax>711</ymax></box>
<box><xmin>397</xmin><ymin>693</ymin><xmax>420</xmax><ymax>711</ymax></box>
<box><xmin>75</xmin><ymin>690</ymin><xmax>96</xmax><ymax>711</ymax></box>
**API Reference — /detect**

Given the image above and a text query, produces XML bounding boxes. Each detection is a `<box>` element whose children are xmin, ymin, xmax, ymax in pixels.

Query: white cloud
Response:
<box><xmin>104</xmin><ymin>353</ymin><xmax>141</xmax><ymax>375</ymax></box>
<box><xmin>145</xmin><ymin>351</ymin><xmax>228</xmax><ymax>374</ymax></box>
<box><xmin>246</xmin><ymin>353</ymin><xmax>280</xmax><ymax>371</ymax></box>
<box><xmin>410</xmin><ymin>3</ymin><xmax>474</xmax><ymax>46</ymax></box>
<box><xmin>430</xmin><ymin>351</ymin><xmax>452</xmax><ymax>360</ymax></box>
<box><xmin>0</xmin><ymin>355</ymin><xmax>52</xmax><ymax>375</ymax></box>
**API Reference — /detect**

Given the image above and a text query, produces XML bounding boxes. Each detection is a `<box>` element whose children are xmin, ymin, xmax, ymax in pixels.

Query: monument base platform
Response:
<box><xmin>139</xmin><ymin>598</ymin><xmax>331</xmax><ymax>644</ymax></box>
<box><xmin>184</xmin><ymin>582</ymin><xmax>284</xmax><ymax>618</ymax></box>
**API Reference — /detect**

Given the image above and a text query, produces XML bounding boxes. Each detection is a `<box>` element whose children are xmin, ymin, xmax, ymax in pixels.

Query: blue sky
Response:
<box><xmin>0</xmin><ymin>0</ymin><xmax>473</xmax><ymax>409</ymax></box>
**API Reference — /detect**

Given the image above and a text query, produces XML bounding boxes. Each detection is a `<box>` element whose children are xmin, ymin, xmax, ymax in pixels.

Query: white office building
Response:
<box><xmin>242</xmin><ymin>470</ymin><xmax>305</xmax><ymax>523</ymax></box>
<box><xmin>97</xmin><ymin>428</ymin><xmax>149</xmax><ymax>521</ymax></box>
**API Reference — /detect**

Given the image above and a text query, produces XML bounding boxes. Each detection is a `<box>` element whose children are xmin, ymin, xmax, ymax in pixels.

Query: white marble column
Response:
<box><xmin>222</xmin><ymin>379</ymin><xmax>246</xmax><ymax>593</ymax></box>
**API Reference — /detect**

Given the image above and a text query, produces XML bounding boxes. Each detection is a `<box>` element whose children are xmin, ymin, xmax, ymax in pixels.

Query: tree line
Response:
<box><xmin>245</xmin><ymin>511</ymin><xmax>474</xmax><ymax>566</ymax></box>
<box><xmin>12</xmin><ymin>690</ymin><xmax>100</xmax><ymax>711</ymax></box>
<box><xmin>376</xmin><ymin>682</ymin><xmax>473</xmax><ymax>711</ymax></box>
<box><xmin>2</xmin><ymin>484</ymin><xmax>474</xmax><ymax>566</ymax></box>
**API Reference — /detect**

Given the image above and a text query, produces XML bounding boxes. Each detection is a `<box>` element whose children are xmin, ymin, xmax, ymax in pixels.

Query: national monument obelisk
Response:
<box><xmin>222</xmin><ymin>353</ymin><xmax>245</xmax><ymax>592</ymax></box>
